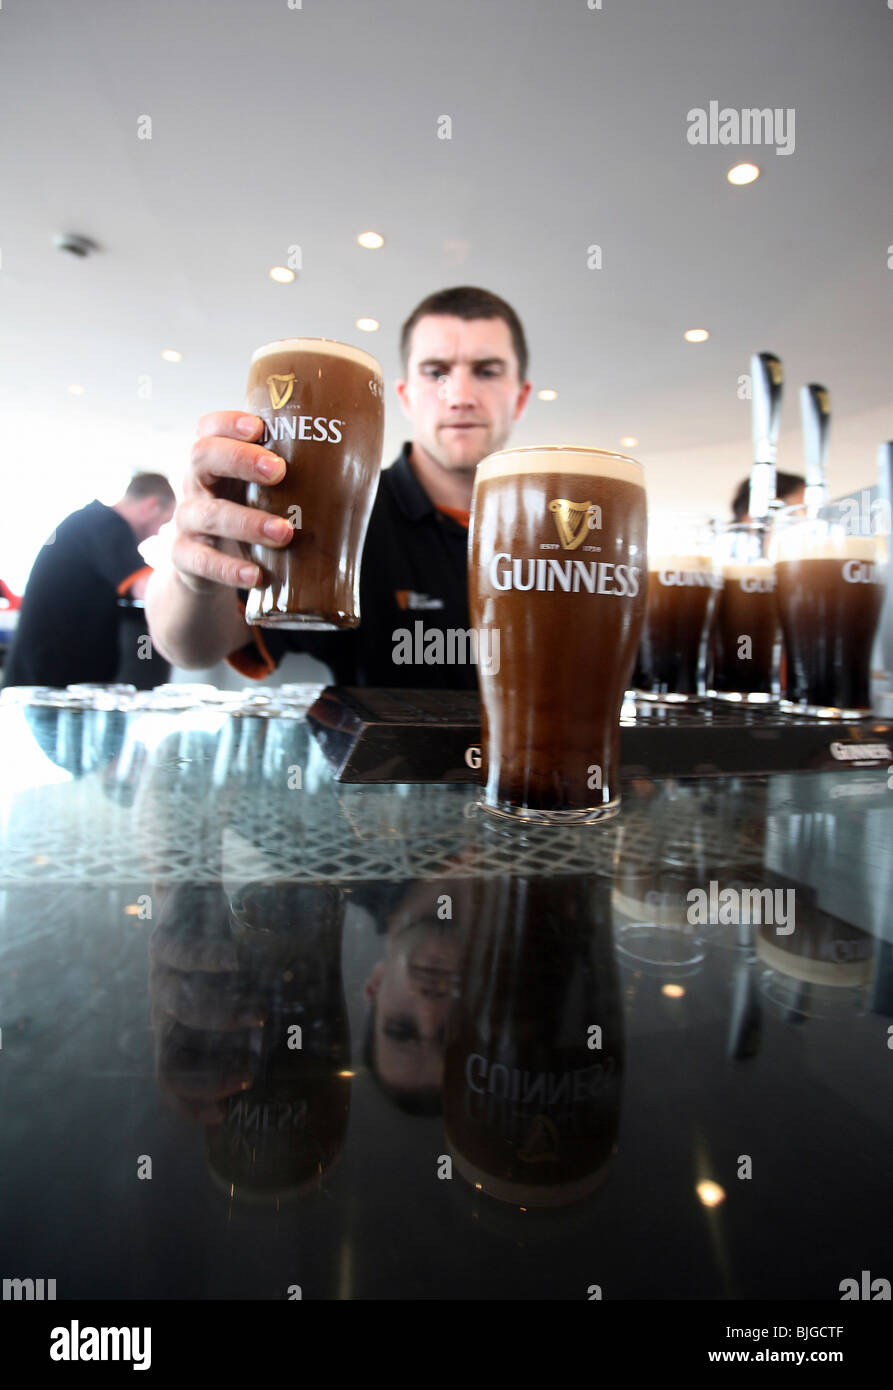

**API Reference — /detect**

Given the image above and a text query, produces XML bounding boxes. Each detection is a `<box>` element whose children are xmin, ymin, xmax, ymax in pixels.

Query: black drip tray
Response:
<box><xmin>306</xmin><ymin>687</ymin><xmax>893</xmax><ymax>784</ymax></box>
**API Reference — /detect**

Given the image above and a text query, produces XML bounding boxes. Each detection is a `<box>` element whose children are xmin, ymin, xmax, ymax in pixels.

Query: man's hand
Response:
<box><xmin>172</xmin><ymin>412</ymin><xmax>294</xmax><ymax>594</ymax></box>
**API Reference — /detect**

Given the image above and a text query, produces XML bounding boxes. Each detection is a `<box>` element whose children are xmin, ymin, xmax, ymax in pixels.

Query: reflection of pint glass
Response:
<box><xmin>243</xmin><ymin>338</ymin><xmax>385</xmax><ymax>629</ymax></box>
<box><xmin>772</xmin><ymin>511</ymin><xmax>888</xmax><ymax>718</ymax></box>
<box><xmin>443</xmin><ymin>871</ymin><xmax>623</xmax><ymax>1207</ymax></box>
<box><xmin>207</xmin><ymin>881</ymin><xmax>351</xmax><ymax>1202</ymax></box>
<box><xmin>634</xmin><ymin>518</ymin><xmax>719</xmax><ymax>702</ymax></box>
<box><xmin>469</xmin><ymin>446</ymin><xmax>647</xmax><ymax>822</ymax></box>
<box><xmin>709</xmin><ymin>522</ymin><xmax>778</xmax><ymax>703</ymax></box>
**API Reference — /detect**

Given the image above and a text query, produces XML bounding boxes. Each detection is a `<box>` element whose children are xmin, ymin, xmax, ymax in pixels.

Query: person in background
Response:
<box><xmin>3</xmin><ymin>473</ymin><xmax>176</xmax><ymax>688</ymax></box>
<box><xmin>731</xmin><ymin>470</ymin><xmax>805</xmax><ymax>523</ymax></box>
<box><xmin>145</xmin><ymin>285</ymin><xmax>532</xmax><ymax>690</ymax></box>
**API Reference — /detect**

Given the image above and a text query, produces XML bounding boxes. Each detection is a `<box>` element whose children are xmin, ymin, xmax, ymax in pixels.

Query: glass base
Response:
<box><xmin>478</xmin><ymin>795</ymin><xmax>621</xmax><ymax>825</ymax></box>
<box><xmin>634</xmin><ymin>690</ymin><xmax>704</xmax><ymax>705</ymax></box>
<box><xmin>615</xmin><ymin>924</ymin><xmax>705</xmax><ymax>972</ymax></box>
<box><xmin>446</xmin><ymin>1143</ymin><xmax>610</xmax><ymax>1208</ymax></box>
<box><xmin>708</xmin><ymin>690</ymin><xmax>776</xmax><ymax>705</ymax></box>
<box><xmin>779</xmin><ymin>699</ymin><xmax>873</xmax><ymax>720</ymax></box>
<box><xmin>246</xmin><ymin>614</ymin><xmax>349</xmax><ymax>631</ymax></box>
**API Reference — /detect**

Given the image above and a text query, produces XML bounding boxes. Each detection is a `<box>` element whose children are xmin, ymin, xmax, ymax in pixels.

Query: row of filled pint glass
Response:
<box><xmin>467</xmin><ymin>450</ymin><xmax>888</xmax><ymax>825</ymax></box>
<box><xmin>235</xmin><ymin>339</ymin><xmax>886</xmax><ymax>825</ymax></box>
<box><xmin>632</xmin><ymin>513</ymin><xmax>887</xmax><ymax>719</ymax></box>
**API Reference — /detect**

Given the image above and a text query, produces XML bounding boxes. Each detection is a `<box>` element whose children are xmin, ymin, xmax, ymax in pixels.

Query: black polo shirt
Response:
<box><xmin>229</xmin><ymin>443</ymin><xmax>477</xmax><ymax>690</ymax></box>
<box><xmin>3</xmin><ymin>501</ymin><xmax>149</xmax><ymax>688</ymax></box>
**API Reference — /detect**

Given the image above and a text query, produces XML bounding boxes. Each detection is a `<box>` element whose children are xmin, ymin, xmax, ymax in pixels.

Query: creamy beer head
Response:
<box><xmin>469</xmin><ymin>445</ymin><xmax>647</xmax><ymax>822</ymax></box>
<box><xmin>243</xmin><ymin>337</ymin><xmax>385</xmax><ymax>629</ymax></box>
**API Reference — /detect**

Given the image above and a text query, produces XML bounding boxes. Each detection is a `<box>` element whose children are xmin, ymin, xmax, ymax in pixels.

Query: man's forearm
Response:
<box><xmin>145</xmin><ymin>564</ymin><xmax>249</xmax><ymax>669</ymax></box>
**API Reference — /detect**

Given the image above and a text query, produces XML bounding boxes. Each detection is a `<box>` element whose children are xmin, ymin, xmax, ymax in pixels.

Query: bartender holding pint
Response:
<box><xmin>146</xmin><ymin>286</ymin><xmax>532</xmax><ymax>688</ymax></box>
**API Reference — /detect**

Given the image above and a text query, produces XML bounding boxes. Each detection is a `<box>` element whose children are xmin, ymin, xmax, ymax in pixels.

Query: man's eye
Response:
<box><xmin>476</xmin><ymin>367</ymin><xmax>501</xmax><ymax>378</ymax></box>
<box><xmin>383</xmin><ymin>1019</ymin><xmax>418</xmax><ymax>1042</ymax></box>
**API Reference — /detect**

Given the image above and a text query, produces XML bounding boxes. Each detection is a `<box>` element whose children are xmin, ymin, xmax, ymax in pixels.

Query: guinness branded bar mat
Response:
<box><xmin>307</xmin><ymin>687</ymin><xmax>893</xmax><ymax>784</ymax></box>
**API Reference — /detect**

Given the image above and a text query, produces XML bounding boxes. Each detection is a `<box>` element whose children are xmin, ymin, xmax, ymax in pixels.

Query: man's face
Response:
<box><xmin>395</xmin><ymin>315</ymin><xmax>531</xmax><ymax>473</ymax></box>
<box><xmin>365</xmin><ymin>920</ymin><xmax>460</xmax><ymax>1092</ymax></box>
<box><xmin>136</xmin><ymin>498</ymin><xmax>175</xmax><ymax>543</ymax></box>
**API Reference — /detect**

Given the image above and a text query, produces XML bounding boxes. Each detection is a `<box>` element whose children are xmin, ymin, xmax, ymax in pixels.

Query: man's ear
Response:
<box><xmin>394</xmin><ymin>379</ymin><xmax>414</xmax><ymax>421</ymax></box>
<box><xmin>513</xmin><ymin>380</ymin><xmax>533</xmax><ymax>421</ymax></box>
<box><xmin>364</xmin><ymin>960</ymin><xmax>385</xmax><ymax>1003</ymax></box>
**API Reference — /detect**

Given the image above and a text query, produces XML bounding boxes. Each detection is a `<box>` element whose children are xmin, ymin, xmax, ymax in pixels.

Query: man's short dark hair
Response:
<box><xmin>400</xmin><ymin>286</ymin><xmax>529</xmax><ymax>382</ymax></box>
<box><xmin>731</xmin><ymin>470</ymin><xmax>805</xmax><ymax>521</ymax></box>
<box><xmin>124</xmin><ymin>473</ymin><xmax>176</xmax><ymax>506</ymax></box>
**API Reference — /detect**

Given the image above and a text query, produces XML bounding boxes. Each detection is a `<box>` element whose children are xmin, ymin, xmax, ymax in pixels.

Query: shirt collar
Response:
<box><xmin>387</xmin><ymin>442</ymin><xmax>437</xmax><ymax>522</ymax></box>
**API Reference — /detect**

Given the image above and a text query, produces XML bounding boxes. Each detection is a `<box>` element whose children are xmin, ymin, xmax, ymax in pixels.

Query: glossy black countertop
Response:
<box><xmin>0</xmin><ymin>688</ymin><xmax>891</xmax><ymax>1301</ymax></box>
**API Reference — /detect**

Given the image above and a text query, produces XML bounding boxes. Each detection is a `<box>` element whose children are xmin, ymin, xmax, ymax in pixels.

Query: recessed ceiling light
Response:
<box><xmin>160</xmin><ymin>349</ymin><xmax>182</xmax><ymax>363</ymax></box>
<box><xmin>538</xmin><ymin>389</ymin><xmax>558</xmax><ymax>401</ymax></box>
<box><xmin>662</xmin><ymin>983</ymin><xmax>685</xmax><ymax>998</ymax></box>
<box><xmin>727</xmin><ymin>163</ymin><xmax>760</xmax><ymax>185</ymax></box>
<box><xmin>620</xmin><ymin>436</ymin><xmax>638</xmax><ymax>448</ymax></box>
<box><xmin>269</xmin><ymin>266</ymin><xmax>295</xmax><ymax>283</ymax></box>
<box><xmin>357</xmin><ymin>231</ymin><xmax>384</xmax><ymax>249</ymax></box>
<box><xmin>67</xmin><ymin>384</ymin><xmax>84</xmax><ymax>395</ymax></box>
<box><xmin>356</xmin><ymin>318</ymin><xmax>379</xmax><ymax>332</ymax></box>
<box><xmin>684</xmin><ymin>329</ymin><xmax>709</xmax><ymax>343</ymax></box>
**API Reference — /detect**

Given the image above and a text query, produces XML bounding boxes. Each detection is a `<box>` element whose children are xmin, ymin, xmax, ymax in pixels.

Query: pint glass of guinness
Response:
<box><xmin>772</xmin><ymin>510</ymin><xmax>888</xmax><ymax>718</ymax></box>
<box><xmin>708</xmin><ymin>522</ymin><xmax>778</xmax><ymax>703</ymax></box>
<box><xmin>242</xmin><ymin>339</ymin><xmax>385</xmax><ymax>629</ymax></box>
<box><xmin>634</xmin><ymin>519</ymin><xmax>719</xmax><ymax>702</ymax></box>
<box><xmin>469</xmin><ymin>446</ymin><xmax>647</xmax><ymax>822</ymax></box>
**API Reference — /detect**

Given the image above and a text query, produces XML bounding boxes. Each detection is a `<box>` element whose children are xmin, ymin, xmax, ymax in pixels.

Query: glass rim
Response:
<box><xmin>480</xmin><ymin>444</ymin><xmax>642</xmax><ymax>469</ymax></box>
<box><xmin>250</xmin><ymin>337</ymin><xmax>383</xmax><ymax>372</ymax></box>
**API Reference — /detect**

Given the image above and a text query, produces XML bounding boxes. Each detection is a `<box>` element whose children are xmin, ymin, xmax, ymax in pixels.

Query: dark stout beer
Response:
<box><xmin>636</xmin><ymin>554</ymin><xmax>718</xmax><ymax>699</ymax></box>
<box><xmin>443</xmin><ymin>871</ymin><xmax>623</xmax><ymax>1207</ymax></box>
<box><xmin>710</xmin><ymin>560</ymin><xmax>778</xmax><ymax>699</ymax></box>
<box><xmin>774</xmin><ymin>528</ymin><xmax>886</xmax><ymax>716</ymax></box>
<box><xmin>469</xmin><ymin>446</ymin><xmax>647</xmax><ymax>822</ymax></box>
<box><xmin>243</xmin><ymin>338</ymin><xmax>384</xmax><ymax>628</ymax></box>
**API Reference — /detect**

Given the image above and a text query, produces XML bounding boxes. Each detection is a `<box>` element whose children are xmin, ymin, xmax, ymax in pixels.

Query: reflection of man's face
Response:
<box><xmin>365</xmin><ymin>919</ymin><xmax>460</xmax><ymax>1092</ymax></box>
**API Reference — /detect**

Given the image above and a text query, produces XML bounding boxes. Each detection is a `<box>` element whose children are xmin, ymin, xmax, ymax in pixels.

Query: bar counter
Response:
<box><xmin>0</xmin><ymin>685</ymin><xmax>891</xmax><ymax>1301</ymax></box>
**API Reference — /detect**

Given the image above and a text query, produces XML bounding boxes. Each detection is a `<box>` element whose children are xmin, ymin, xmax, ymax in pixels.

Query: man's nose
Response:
<box><xmin>439</xmin><ymin>368</ymin><xmax>478</xmax><ymax>406</ymax></box>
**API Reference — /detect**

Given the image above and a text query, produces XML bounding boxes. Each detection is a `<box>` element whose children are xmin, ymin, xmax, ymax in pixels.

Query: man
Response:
<box><xmin>145</xmin><ymin>286</ymin><xmax>531</xmax><ymax>688</ymax></box>
<box><xmin>731</xmin><ymin>471</ymin><xmax>805</xmax><ymax>523</ymax></box>
<box><xmin>3</xmin><ymin>473</ymin><xmax>176</xmax><ymax>688</ymax></box>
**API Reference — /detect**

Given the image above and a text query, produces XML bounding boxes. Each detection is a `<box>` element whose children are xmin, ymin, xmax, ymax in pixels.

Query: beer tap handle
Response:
<box><xmin>801</xmin><ymin>384</ymin><xmax>830</xmax><ymax>516</ymax></box>
<box><xmin>878</xmin><ymin>442</ymin><xmax>893</xmax><ymax>510</ymax></box>
<box><xmin>749</xmin><ymin>352</ymin><xmax>784</xmax><ymax>520</ymax></box>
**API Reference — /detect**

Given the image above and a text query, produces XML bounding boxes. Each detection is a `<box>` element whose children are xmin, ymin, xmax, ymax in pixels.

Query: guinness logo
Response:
<box><xmin>517</xmin><ymin>1115</ymin><xmax>560</xmax><ymax>1164</ymax></box>
<box><xmin>549</xmin><ymin>499</ymin><xmax>600</xmax><ymax>550</ymax></box>
<box><xmin>267</xmin><ymin>373</ymin><xmax>296</xmax><ymax>409</ymax></box>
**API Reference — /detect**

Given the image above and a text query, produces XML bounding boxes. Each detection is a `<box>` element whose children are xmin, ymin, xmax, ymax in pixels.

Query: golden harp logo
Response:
<box><xmin>549</xmin><ymin>498</ymin><xmax>596</xmax><ymax>550</ymax></box>
<box><xmin>267</xmin><ymin>373</ymin><xmax>296</xmax><ymax>409</ymax></box>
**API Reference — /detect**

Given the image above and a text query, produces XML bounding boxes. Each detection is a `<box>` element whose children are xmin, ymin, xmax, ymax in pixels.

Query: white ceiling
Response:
<box><xmin>2</xmin><ymin>0</ymin><xmax>892</xmax><ymax>523</ymax></box>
